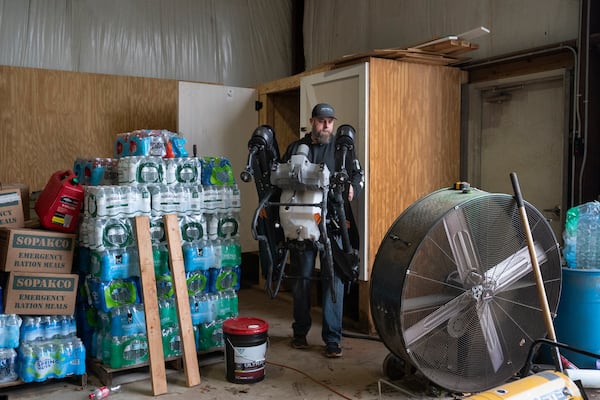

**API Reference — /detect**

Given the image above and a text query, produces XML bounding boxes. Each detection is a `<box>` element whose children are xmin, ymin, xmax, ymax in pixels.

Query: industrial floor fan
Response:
<box><xmin>370</xmin><ymin>185</ymin><xmax>562</xmax><ymax>393</ymax></box>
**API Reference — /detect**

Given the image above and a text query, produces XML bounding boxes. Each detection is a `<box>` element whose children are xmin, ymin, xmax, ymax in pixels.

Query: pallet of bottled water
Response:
<box><xmin>0</xmin><ymin>314</ymin><xmax>21</xmax><ymax>383</ymax></box>
<box><xmin>17</xmin><ymin>338</ymin><xmax>86</xmax><ymax>382</ymax></box>
<box><xmin>5</xmin><ymin>315</ymin><xmax>87</xmax><ymax>383</ymax></box>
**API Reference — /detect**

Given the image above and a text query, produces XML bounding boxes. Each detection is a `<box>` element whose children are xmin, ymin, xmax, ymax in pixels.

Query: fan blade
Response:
<box><xmin>477</xmin><ymin>301</ymin><xmax>504</xmax><ymax>372</ymax></box>
<box><xmin>443</xmin><ymin>208</ymin><xmax>481</xmax><ymax>285</ymax></box>
<box><xmin>404</xmin><ymin>292</ymin><xmax>471</xmax><ymax>347</ymax></box>
<box><xmin>485</xmin><ymin>242</ymin><xmax>547</xmax><ymax>293</ymax></box>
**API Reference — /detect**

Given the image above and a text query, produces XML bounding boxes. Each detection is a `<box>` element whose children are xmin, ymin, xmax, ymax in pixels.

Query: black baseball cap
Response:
<box><xmin>311</xmin><ymin>103</ymin><xmax>336</xmax><ymax>119</ymax></box>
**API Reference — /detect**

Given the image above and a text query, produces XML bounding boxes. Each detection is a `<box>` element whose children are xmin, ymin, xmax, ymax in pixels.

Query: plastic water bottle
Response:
<box><xmin>183</xmin><ymin>239</ymin><xmax>215</xmax><ymax>272</ymax></box>
<box><xmin>89</xmin><ymin>385</ymin><xmax>121</xmax><ymax>399</ymax></box>
<box><xmin>562</xmin><ymin>205</ymin><xmax>579</xmax><ymax>268</ymax></box>
<box><xmin>175</xmin><ymin>185</ymin><xmax>191</xmax><ymax>215</ymax></box>
<box><xmin>190</xmin><ymin>293</ymin><xmax>214</xmax><ymax>324</ymax></box>
<box><xmin>149</xmin><ymin>216</ymin><xmax>166</xmax><ymax>244</ymax></box>
<box><xmin>116</xmin><ymin>334</ymin><xmax>148</xmax><ymax>367</ymax></box>
<box><xmin>149</xmin><ymin>185</ymin><xmax>180</xmax><ymax>215</ymax></box>
<box><xmin>156</xmin><ymin>273</ymin><xmax>174</xmax><ymax>299</ymax></box>
<box><xmin>110</xmin><ymin>303</ymin><xmax>147</xmax><ymax>337</ymax></box>
<box><xmin>180</xmin><ymin>214</ymin><xmax>204</xmax><ymax>244</ymax></box>
<box><xmin>130</xmin><ymin>185</ymin><xmax>151</xmax><ymax>216</ymax></box>
<box><xmin>206</xmin><ymin>293</ymin><xmax>219</xmax><ymax>323</ymax></box>
<box><xmin>153</xmin><ymin>244</ymin><xmax>170</xmax><ymax>275</ymax></box>
<box><xmin>221</xmin><ymin>239</ymin><xmax>242</xmax><ymax>268</ymax></box>
<box><xmin>0</xmin><ymin>314</ymin><xmax>21</xmax><ymax>348</ymax></box>
<box><xmin>63</xmin><ymin>338</ymin><xmax>86</xmax><ymax>376</ymax></box>
<box><xmin>186</xmin><ymin>270</ymin><xmax>209</xmax><ymax>296</ymax></box>
<box><xmin>158</xmin><ymin>297</ymin><xmax>178</xmax><ymax>328</ymax></box>
<box><xmin>203</xmin><ymin>185</ymin><xmax>218</xmax><ymax>215</ymax></box>
<box><xmin>20</xmin><ymin>316</ymin><xmax>43</xmax><ymax>342</ymax></box>
<box><xmin>92</xmin><ymin>217</ymin><xmax>134</xmax><ymax>250</ymax></box>
<box><xmin>175</xmin><ymin>157</ymin><xmax>201</xmax><ymax>185</ymax></box>
<box><xmin>224</xmin><ymin>289</ymin><xmax>239</xmax><ymax>318</ymax></box>
<box><xmin>162</xmin><ymin>325</ymin><xmax>182</xmax><ymax>358</ymax></box>
<box><xmin>215</xmin><ymin>291</ymin><xmax>229</xmax><ymax>320</ymax></box>
<box><xmin>58</xmin><ymin>315</ymin><xmax>77</xmax><ymax>338</ymax></box>
<box><xmin>91</xmin><ymin>248</ymin><xmax>140</xmax><ymax>280</ymax></box>
<box><xmin>188</xmin><ymin>185</ymin><xmax>204</xmax><ymax>215</ymax></box>
<box><xmin>44</xmin><ymin>316</ymin><xmax>62</xmax><ymax>339</ymax></box>
<box><xmin>575</xmin><ymin>201</ymin><xmax>600</xmax><ymax>269</ymax></box>
<box><xmin>164</xmin><ymin>158</ymin><xmax>178</xmax><ymax>185</ymax></box>
<box><xmin>0</xmin><ymin>348</ymin><xmax>17</xmax><ymax>382</ymax></box>
<box><xmin>136</xmin><ymin>156</ymin><xmax>164</xmax><ymax>185</ymax></box>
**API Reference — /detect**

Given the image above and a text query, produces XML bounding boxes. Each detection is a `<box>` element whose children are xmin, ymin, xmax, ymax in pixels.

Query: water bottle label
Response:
<box><xmin>183</xmin><ymin>245</ymin><xmax>215</xmax><ymax>272</ymax></box>
<box><xmin>181</xmin><ymin>220</ymin><xmax>203</xmax><ymax>242</ymax></box>
<box><xmin>186</xmin><ymin>270</ymin><xmax>209</xmax><ymax>296</ymax></box>
<box><xmin>102</xmin><ymin>219</ymin><xmax>134</xmax><ymax>248</ymax></box>
<box><xmin>218</xmin><ymin>216</ymin><xmax>238</xmax><ymax>238</ymax></box>
<box><xmin>176</xmin><ymin>159</ymin><xmax>200</xmax><ymax>184</ymax></box>
<box><xmin>156</xmin><ymin>274</ymin><xmax>174</xmax><ymax>298</ymax></box>
<box><xmin>137</xmin><ymin>161</ymin><xmax>163</xmax><ymax>184</ymax></box>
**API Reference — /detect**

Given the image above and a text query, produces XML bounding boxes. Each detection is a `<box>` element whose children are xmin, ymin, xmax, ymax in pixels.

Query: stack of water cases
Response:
<box><xmin>0</xmin><ymin>285</ymin><xmax>85</xmax><ymax>384</ymax></box>
<box><xmin>17</xmin><ymin>315</ymin><xmax>85</xmax><ymax>382</ymax></box>
<box><xmin>75</xmin><ymin>129</ymin><xmax>242</xmax><ymax>371</ymax></box>
<box><xmin>0</xmin><ymin>314</ymin><xmax>21</xmax><ymax>383</ymax></box>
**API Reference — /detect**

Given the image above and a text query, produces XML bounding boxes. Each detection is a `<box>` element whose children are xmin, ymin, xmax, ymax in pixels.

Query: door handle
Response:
<box><xmin>543</xmin><ymin>205</ymin><xmax>561</xmax><ymax>218</ymax></box>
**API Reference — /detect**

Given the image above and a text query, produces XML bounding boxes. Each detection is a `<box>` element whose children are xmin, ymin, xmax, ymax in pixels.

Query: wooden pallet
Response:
<box><xmin>88</xmin><ymin>350</ymin><xmax>223</xmax><ymax>387</ymax></box>
<box><xmin>0</xmin><ymin>373</ymin><xmax>87</xmax><ymax>390</ymax></box>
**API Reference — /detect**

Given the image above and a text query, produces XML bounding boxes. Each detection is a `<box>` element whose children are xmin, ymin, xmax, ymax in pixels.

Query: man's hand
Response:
<box><xmin>348</xmin><ymin>184</ymin><xmax>354</xmax><ymax>201</ymax></box>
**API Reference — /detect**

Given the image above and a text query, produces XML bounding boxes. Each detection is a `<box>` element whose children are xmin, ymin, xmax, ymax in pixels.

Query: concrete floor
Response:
<box><xmin>2</xmin><ymin>286</ymin><xmax>600</xmax><ymax>400</ymax></box>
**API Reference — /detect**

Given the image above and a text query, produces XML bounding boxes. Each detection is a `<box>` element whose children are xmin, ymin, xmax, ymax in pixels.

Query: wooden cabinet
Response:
<box><xmin>256</xmin><ymin>57</ymin><xmax>465</xmax><ymax>332</ymax></box>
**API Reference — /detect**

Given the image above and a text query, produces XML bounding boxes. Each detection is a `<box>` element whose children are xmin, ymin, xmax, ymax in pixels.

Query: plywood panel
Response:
<box><xmin>367</xmin><ymin>58</ymin><xmax>462</xmax><ymax>270</ymax></box>
<box><xmin>0</xmin><ymin>66</ymin><xmax>177</xmax><ymax>192</ymax></box>
<box><xmin>270</xmin><ymin>91</ymin><xmax>301</xmax><ymax>155</ymax></box>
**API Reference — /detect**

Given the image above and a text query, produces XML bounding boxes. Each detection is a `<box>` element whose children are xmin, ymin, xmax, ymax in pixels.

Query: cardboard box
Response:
<box><xmin>0</xmin><ymin>188</ymin><xmax>25</xmax><ymax>228</ymax></box>
<box><xmin>0</xmin><ymin>228</ymin><xmax>75</xmax><ymax>273</ymax></box>
<box><xmin>4</xmin><ymin>272</ymin><xmax>78</xmax><ymax>315</ymax></box>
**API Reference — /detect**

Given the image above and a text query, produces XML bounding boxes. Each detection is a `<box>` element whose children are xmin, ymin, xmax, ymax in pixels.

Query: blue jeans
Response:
<box><xmin>289</xmin><ymin>239</ymin><xmax>344</xmax><ymax>346</ymax></box>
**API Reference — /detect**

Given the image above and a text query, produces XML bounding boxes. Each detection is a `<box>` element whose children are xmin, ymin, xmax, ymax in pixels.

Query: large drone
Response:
<box><xmin>240</xmin><ymin>125</ymin><xmax>359</xmax><ymax>301</ymax></box>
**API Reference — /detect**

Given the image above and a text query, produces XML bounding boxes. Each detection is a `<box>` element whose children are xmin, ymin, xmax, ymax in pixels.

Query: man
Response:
<box><xmin>281</xmin><ymin>103</ymin><xmax>364</xmax><ymax>358</ymax></box>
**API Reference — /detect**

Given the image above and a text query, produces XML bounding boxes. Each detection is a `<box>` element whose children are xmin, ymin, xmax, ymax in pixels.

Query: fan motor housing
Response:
<box><xmin>370</xmin><ymin>187</ymin><xmax>562</xmax><ymax>393</ymax></box>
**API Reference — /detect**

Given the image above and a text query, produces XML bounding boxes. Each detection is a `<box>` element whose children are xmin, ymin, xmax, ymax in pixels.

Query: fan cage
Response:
<box><xmin>370</xmin><ymin>188</ymin><xmax>561</xmax><ymax>393</ymax></box>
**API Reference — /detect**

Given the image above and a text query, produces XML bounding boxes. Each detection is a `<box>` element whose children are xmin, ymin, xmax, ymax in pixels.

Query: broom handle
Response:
<box><xmin>510</xmin><ymin>172</ymin><xmax>563</xmax><ymax>372</ymax></box>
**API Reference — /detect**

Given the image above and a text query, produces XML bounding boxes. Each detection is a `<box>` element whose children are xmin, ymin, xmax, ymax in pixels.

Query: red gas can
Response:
<box><xmin>35</xmin><ymin>170</ymin><xmax>84</xmax><ymax>233</ymax></box>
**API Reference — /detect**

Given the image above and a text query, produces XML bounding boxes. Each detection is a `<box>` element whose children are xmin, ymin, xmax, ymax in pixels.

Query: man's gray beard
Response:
<box><xmin>316</xmin><ymin>133</ymin><xmax>332</xmax><ymax>144</ymax></box>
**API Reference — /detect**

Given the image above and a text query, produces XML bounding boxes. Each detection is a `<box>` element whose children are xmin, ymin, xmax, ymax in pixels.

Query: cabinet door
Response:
<box><xmin>178</xmin><ymin>81</ymin><xmax>258</xmax><ymax>252</ymax></box>
<box><xmin>300</xmin><ymin>63</ymin><xmax>370</xmax><ymax>280</ymax></box>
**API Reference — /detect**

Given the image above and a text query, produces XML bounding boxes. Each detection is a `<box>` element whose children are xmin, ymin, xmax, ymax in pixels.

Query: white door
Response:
<box><xmin>178</xmin><ymin>82</ymin><xmax>258</xmax><ymax>252</ymax></box>
<box><xmin>466</xmin><ymin>70</ymin><xmax>569</xmax><ymax>242</ymax></box>
<box><xmin>299</xmin><ymin>63</ymin><xmax>370</xmax><ymax>280</ymax></box>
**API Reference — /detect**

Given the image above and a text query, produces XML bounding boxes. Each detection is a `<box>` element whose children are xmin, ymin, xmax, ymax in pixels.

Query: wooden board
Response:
<box><xmin>163</xmin><ymin>213</ymin><xmax>201</xmax><ymax>387</ymax></box>
<box><xmin>135</xmin><ymin>215</ymin><xmax>168</xmax><ymax>396</ymax></box>
<box><xmin>330</xmin><ymin>49</ymin><xmax>463</xmax><ymax>69</ymax></box>
<box><xmin>0</xmin><ymin>66</ymin><xmax>178</xmax><ymax>192</ymax></box>
<box><xmin>412</xmin><ymin>39</ymin><xmax>479</xmax><ymax>55</ymax></box>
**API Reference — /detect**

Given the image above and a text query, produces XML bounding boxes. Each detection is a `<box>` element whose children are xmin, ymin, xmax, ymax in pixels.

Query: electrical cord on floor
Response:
<box><xmin>342</xmin><ymin>330</ymin><xmax>382</xmax><ymax>342</ymax></box>
<box><xmin>266</xmin><ymin>360</ymin><xmax>354</xmax><ymax>400</ymax></box>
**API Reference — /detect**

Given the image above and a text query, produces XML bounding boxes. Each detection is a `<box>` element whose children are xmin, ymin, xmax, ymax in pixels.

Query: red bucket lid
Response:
<box><xmin>223</xmin><ymin>317</ymin><xmax>268</xmax><ymax>335</ymax></box>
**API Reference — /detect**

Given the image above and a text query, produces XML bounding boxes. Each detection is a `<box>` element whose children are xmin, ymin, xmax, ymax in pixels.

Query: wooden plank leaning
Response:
<box><xmin>163</xmin><ymin>213</ymin><xmax>202</xmax><ymax>387</ymax></box>
<box><xmin>134</xmin><ymin>215</ymin><xmax>168</xmax><ymax>396</ymax></box>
